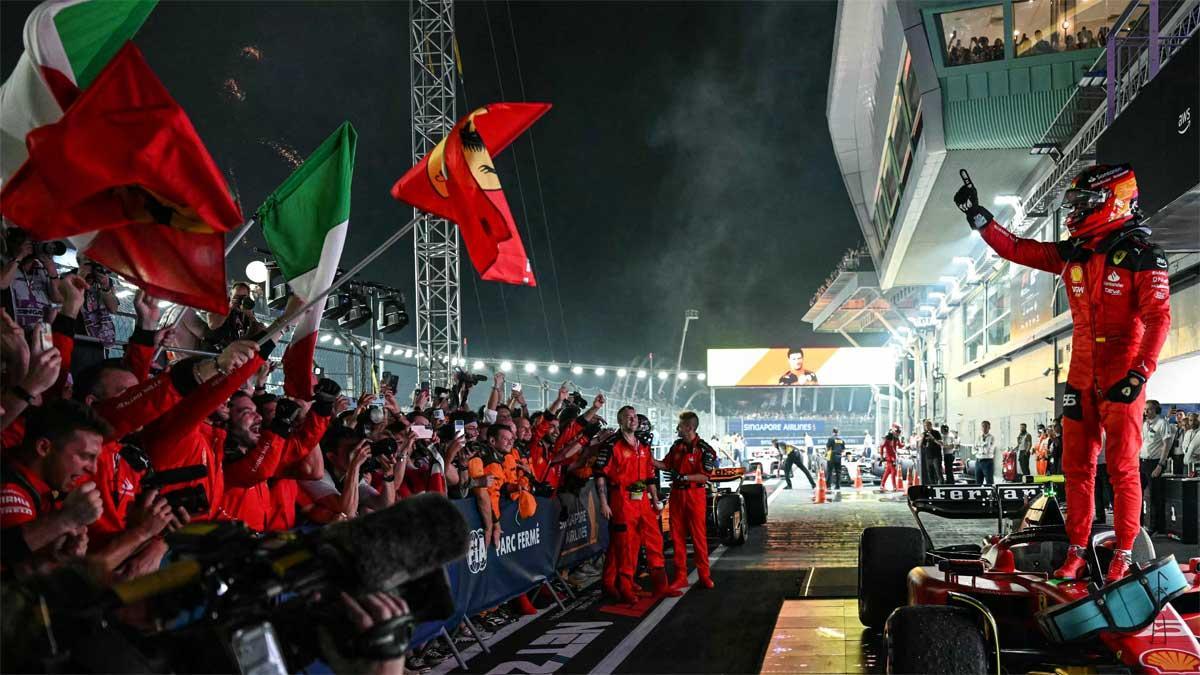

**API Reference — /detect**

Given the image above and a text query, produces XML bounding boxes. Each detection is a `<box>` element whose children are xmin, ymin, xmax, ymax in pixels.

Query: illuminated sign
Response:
<box><xmin>706</xmin><ymin>347</ymin><xmax>895</xmax><ymax>386</ymax></box>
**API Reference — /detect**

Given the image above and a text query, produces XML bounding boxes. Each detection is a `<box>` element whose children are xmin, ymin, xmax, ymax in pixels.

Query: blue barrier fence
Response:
<box><xmin>410</xmin><ymin>480</ymin><xmax>609</xmax><ymax>648</ymax></box>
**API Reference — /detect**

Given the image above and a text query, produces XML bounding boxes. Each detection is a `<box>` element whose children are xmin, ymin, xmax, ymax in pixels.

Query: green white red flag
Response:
<box><xmin>0</xmin><ymin>42</ymin><xmax>241</xmax><ymax>313</ymax></box>
<box><xmin>257</xmin><ymin>123</ymin><xmax>357</xmax><ymax>400</ymax></box>
<box><xmin>0</xmin><ymin>0</ymin><xmax>157</xmax><ymax>182</ymax></box>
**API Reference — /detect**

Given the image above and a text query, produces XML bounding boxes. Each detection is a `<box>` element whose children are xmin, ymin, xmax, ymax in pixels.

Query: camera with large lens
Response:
<box><xmin>361</xmin><ymin>437</ymin><xmax>398</xmax><ymax>474</ymax></box>
<box><xmin>34</xmin><ymin>240</ymin><xmax>67</xmax><ymax>257</ymax></box>
<box><xmin>236</xmin><ymin>295</ymin><xmax>256</xmax><ymax>311</ymax></box>
<box><xmin>568</xmin><ymin>391</ymin><xmax>588</xmax><ymax>410</ymax></box>
<box><xmin>454</xmin><ymin>369</ymin><xmax>487</xmax><ymax>386</ymax></box>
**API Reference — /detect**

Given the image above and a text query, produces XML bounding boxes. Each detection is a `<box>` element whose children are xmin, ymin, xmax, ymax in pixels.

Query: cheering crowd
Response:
<box><xmin>0</xmin><ymin>224</ymin><xmax>723</xmax><ymax>670</ymax></box>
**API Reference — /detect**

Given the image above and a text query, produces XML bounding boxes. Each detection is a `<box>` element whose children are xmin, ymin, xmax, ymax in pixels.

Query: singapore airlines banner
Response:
<box><xmin>706</xmin><ymin>347</ymin><xmax>895</xmax><ymax>387</ymax></box>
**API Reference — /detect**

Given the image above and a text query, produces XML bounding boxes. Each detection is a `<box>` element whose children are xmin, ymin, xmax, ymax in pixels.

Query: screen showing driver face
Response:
<box><xmin>705</xmin><ymin>347</ymin><xmax>895</xmax><ymax>387</ymax></box>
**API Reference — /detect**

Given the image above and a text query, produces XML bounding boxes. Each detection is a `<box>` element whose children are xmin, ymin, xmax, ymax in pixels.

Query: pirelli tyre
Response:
<box><xmin>715</xmin><ymin>493</ymin><xmax>747</xmax><ymax>546</ymax></box>
<box><xmin>885</xmin><ymin>606</ymin><xmax>988</xmax><ymax>675</ymax></box>
<box><xmin>739</xmin><ymin>483</ymin><xmax>768</xmax><ymax>526</ymax></box>
<box><xmin>858</xmin><ymin>526</ymin><xmax>925</xmax><ymax>629</ymax></box>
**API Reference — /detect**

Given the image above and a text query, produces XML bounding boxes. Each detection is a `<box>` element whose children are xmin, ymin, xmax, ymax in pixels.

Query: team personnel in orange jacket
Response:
<box><xmin>955</xmin><ymin>164</ymin><xmax>1170</xmax><ymax>582</ymax></box>
<box><xmin>659</xmin><ymin>411</ymin><xmax>717</xmax><ymax>590</ymax></box>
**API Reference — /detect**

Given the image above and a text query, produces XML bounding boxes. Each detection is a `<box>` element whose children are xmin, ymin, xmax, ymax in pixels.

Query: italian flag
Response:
<box><xmin>1</xmin><ymin>0</ymin><xmax>157</xmax><ymax>183</ymax></box>
<box><xmin>257</xmin><ymin>122</ymin><xmax>357</xmax><ymax>400</ymax></box>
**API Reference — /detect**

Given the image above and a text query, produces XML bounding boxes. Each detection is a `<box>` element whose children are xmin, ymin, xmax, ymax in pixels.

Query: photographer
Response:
<box><xmin>204</xmin><ymin>282</ymin><xmax>263</xmax><ymax>350</ymax></box>
<box><xmin>302</xmin><ymin>425</ymin><xmax>403</xmax><ymax>521</ymax></box>
<box><xmin>919</xmin><ymin>420</ymin><xmax>943</xmax><ymax>484</ymax></box>
<box><xmin>73</xmin><ymin>255</ymin><xmax>118</xmax><ymax>353</ymax></box>
<box><xmin>1</xmin><ymin>227</ymin><xmax>64</xmax><ymax>329</ymax></box>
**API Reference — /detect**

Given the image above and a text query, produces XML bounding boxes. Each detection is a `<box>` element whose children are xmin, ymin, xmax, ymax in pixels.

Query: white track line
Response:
<box><xmin>429</xmin><ymin>607</ymin><xmax>549</xmax><ymax>675</ymax></box>
<box><xmin>588</xmin><ymin>546</ymin><xmax>728</xmax><ymax>675</ymax></box>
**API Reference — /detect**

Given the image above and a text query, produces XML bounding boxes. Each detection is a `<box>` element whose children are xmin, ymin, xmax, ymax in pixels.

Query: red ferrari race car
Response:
<box><xmin>858</xmin><ymin>483</ymin><xmax>1200</xmax><ymax>674</ymax></box>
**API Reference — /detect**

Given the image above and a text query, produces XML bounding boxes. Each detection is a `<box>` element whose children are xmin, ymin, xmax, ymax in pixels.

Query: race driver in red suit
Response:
<box><xmin>954</xmin><ymin>164</ymin><xmax>1171</xmax><ymax>583</ymax></box>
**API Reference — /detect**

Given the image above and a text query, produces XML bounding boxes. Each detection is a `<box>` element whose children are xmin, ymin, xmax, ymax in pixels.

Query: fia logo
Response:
<box><xmin>467</xmin><ymin>528</ymin><xmax>488</xmax><ymax>574</ymax></box>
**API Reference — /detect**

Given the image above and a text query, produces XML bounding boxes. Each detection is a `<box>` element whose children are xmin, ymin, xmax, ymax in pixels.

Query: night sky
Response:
<box><xmin>1</xmin><ymin>1</ymin><xmax>863</xmax><ymax>372</ymax></box>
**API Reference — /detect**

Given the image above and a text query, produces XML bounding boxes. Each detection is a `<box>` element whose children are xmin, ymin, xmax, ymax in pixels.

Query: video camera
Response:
<box><xmin>567</xmin><ymin>391</ymin><xmax>588</xmax><ymax>410</ymax></box>
<box><xmin>119</xmin><ymin>443</ymin><xmax>212</xmax><ymax>515</ymax></box>
<box><xmin>2</xmin><ymin>495</ymin><xmax>468</xmax><ymax>674</ymax></box>
<box><xmin>454</xmin><ymin>369</ymin><xmax>487</xmax><ymax>387</ymax></box>
<box><xmin>236</xmin><ymin>295</ymin><xmax>256</xmax><ymax>311</ymax></box>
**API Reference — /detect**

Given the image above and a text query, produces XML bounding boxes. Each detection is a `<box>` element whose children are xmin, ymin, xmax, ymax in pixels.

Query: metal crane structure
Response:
<box><xmin>410</xmin><ymin>0</ymin><xmax>461</xmax><ymax>386</ymax></box>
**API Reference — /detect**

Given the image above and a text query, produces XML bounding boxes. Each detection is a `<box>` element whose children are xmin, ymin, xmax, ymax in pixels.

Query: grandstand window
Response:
<box><xmin>869</xmin><ymin>44</ymin><xmax>923</xmax><ymax>249</ymax></box>
<box><xmin>1014</xmin><ymin>0</ymin><xmax>1117</xmax><ymax>58</ymax></box>
<box><xmin>937</xmin><ymin>4</ymin><xmax>1005</xmax><ymax>67</ymax></box>
<box><xmin>964</xmin><ymin>292</ymin><xmax>986</xmax><ymax>362</ymax></box>
<box><xmin>985</xmin><ymin>265</ymin><xmax>1011</xmax><ymax>348</ymax></box>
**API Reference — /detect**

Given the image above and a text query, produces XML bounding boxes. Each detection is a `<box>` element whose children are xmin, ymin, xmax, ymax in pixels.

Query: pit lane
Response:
<box><xmin>432</xmin><ymin>481</ymin><xmax>1194</xmax><ymax>674</ymax></box>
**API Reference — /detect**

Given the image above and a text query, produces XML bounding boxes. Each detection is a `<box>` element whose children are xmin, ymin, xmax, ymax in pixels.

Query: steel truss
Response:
<box><xmin>410</xmin><ymin>0</ymin><xmax>461</xmax><ymax>386</ymax></box>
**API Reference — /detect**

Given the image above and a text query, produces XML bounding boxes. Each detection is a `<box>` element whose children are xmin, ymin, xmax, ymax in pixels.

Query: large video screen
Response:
<box><xmin>706</xmin><ymin>347</ymin><xmax>895</xmax><ymax>387</ymax></box>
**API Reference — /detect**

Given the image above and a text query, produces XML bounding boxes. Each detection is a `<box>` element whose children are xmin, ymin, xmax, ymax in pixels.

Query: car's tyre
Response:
<box><xmin>885</xmin><ymin>606</ymin><xmax>988</xmax><ymax>675</ymax></box>
<box><xmin>740</xmin><ymin>483</ymin><xmax>768</xmax><ymax>526</ymax></box>
<box><xmin>858</xmin><ymin>527</ymin><xmax>924</xmax><ymax>629</ymax></box>
<box><xmin>715</xmin><ymin>495</ymin><xmax>746</xmax><ymax>546</ymax></box>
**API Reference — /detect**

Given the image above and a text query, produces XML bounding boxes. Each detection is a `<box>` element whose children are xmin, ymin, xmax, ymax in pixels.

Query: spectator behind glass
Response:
<box><xmin>0</xmin><ymin>227</ymin><xmax>63</xmax><ymax>329</ymax></box>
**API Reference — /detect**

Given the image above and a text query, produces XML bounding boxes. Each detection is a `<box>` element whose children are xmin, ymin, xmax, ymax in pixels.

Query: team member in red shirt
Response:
<box><xmin>1</xmin><ymin>399</ymin><xmax>109</xmax><ymax>560</ymax></box>
<box><xmin>955</xmin><ymin>164</ymin><xmax>1171</xmax><ymax>582</ymax></box>
<box><xmin>660</xmin><ymin>411</ymin><xmax>717</xmax><ymax>590</ymax></box>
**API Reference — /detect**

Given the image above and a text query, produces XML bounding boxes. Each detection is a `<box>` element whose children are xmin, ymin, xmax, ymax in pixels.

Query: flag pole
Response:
<box><xmin>150</xmin><ymin>217</ymin><xmax>256</xmax><ymax>362</ymax></box>
<box><xmin>256</xmin><ymin>214</ymin><xmax>423</xmax><ymax>347</ymax></box>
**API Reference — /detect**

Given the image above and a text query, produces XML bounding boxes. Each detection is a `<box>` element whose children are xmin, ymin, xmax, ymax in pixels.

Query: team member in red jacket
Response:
<box><xmin>660</xmin><ymin>411</ymin><xmax>717</xmax><ymax>590</ymax></box>
<box><xmin>955</xmin><ymin>164</ymin><xmax>1171</xmax><ymax>582</ymax></box>
<box><xmin>594</xmin><ymin>405</ymin><xmax>673</xmax><ymax>603</ymax></box>
<box><xmin>263</xmin><ymin>380</ymin><xmax>339</xmax><ymax>531</ymax></box>
<box><xmin>1</xmin><ymin>401</ymin><xmax>109</xmax><ymax>554</ymax></box>
<box><xmin>137</xmin><ymin>339</ymin><xmax>270</xmax><ymax>521</ymax></box>
<box><xmin>219</xmin><ymin>391</ymin><xmax>287</xmax><ymax>530</ymax></box>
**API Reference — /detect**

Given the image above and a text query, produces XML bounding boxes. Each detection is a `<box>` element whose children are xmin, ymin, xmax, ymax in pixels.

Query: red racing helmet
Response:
<box><xmin>1060</xmin><ymin>164</ymin><xmax>1140</xmax><ymax>240</ymax></box>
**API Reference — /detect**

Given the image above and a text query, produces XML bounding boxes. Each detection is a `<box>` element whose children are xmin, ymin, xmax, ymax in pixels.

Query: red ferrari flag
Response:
<box><xmin>0</xmin><ymin>42</ymin><xmax>241</xmax><ymax>313</ymax></box>
<box><xmin>391</xmin><ymin>102</ymin><xmax>550</xmax><ymax>286</ymax></box>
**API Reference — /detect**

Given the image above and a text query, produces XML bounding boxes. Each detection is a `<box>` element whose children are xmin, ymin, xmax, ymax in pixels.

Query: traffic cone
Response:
<box><xmin>910</xmin><ymin>466</ymin><xmax>920</xmax><ymax>486</ymax></box>
<box><xmin>755</xmin><ymin>465</ymin><xmax>763</xmax><ymax>484</ymax></box>
<box><xmin>896</xmin><ymin>467</ymin><xmax>904</xmax><ymax>490</ymax></box>
<box><xmin>854</xmin><ymin>465</ymin><xmax>863</xmax><ymax>491</ymax></box>
<box><xmin>814</xmin><ymin>470</ymin><xmax>827</xmax><ymax>504</ymax></box>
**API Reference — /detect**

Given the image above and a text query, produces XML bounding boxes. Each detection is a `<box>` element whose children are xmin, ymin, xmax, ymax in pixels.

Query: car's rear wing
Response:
<box><xmin>907</xmin><ymin>484</ymin><xmax>1046</xmax><ymax>520</ymax></box>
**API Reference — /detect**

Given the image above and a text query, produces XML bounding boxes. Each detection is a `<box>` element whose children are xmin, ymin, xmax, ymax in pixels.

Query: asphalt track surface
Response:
<box><xmin>437</xmin><ymin>480</ymin><xmax>1193</xmax><ymax>675</ymax></box>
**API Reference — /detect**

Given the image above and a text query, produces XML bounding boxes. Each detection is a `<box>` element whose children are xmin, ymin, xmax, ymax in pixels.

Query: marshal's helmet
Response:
<box><xmin>1061</xmin><ymin>164</ymin><xmax>1140</xmax><ymax>240</ymax></box>
<box><xmin>635</xmin><ymin>414</ymin><xmax>654</xmax><ymax>446</ymax></box>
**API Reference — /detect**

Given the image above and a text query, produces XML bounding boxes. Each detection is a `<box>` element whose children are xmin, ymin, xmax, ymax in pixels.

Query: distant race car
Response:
<box><xmin>662</xmin><ymin>467</ymin><xmax>767</xmax><ymax>547</ymax></box>
<box><xmin>858</xmin><ymin>483</ymin><xmax>1200</xmax><ymax>674</ymax></box>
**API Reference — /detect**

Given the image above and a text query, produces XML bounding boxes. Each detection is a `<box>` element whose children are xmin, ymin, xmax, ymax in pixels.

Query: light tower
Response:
<box><xmin>410</xmin><ymin>0</ymin><xmax>461</xmax><ymax>386</ymax></box>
